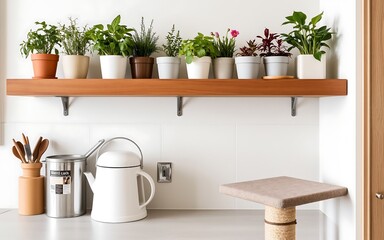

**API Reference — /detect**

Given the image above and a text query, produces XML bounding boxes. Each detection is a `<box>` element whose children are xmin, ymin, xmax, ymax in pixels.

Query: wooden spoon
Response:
<box><xmin>12</xmin><ymin>146</ymin><xmax>23</xmax><ymax>162</ymax></box>
<box><xmin>13</xmin><ymin>139</ymin><xmax>26</xmax><ymax>163</ymax></box>
<box><xmin>35</xmin><ymin>139</ymin><xmax>49</xmax><ymax>163</ymax></box>
<box><xmin>32</xmin><ymin>136</ymin><xmax>43</xmax><ymax>163</ymax></box>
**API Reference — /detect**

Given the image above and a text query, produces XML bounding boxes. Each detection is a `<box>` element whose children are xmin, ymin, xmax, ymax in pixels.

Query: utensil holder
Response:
<box><xmin>18</xmin><ymin>163</ymin><xmax>44</xmax><ymax>215</ymax></box>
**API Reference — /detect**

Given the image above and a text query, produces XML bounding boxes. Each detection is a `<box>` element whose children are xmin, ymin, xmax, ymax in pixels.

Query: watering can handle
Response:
<box><xmin>137</xmin><ymin>171</ymin><xmax>156</xmax><ymax>209</ymax></box>
<box><xmin>95</xmin><ymin>137</ymin><xmax>144</xmax><ymax>169</ymax></box>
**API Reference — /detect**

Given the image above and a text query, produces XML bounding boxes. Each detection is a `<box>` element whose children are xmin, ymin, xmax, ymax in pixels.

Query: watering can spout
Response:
<box><xmin>84</xmin><ymin>172</ymin><xmax>95</xmax><ymax>192</ymax></box>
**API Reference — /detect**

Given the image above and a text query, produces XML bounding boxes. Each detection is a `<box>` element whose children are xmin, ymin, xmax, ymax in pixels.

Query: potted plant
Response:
<box><xmin>178</xmin><ymin>33</ymin><xmax>217</xmax><ymax>79</ymax></box>
<box><xmin>211</xmin><ymin>29</ymin><xmax>239</xmax><ymax>79</ymax></box>
<box><xmin>88</xmin><ymin>15</ymin><xmax>134</xmax><ymax>79</ymax></box>
<box><xmin>281</xmin><ymin>11</ymin><xmax>334</xmax><ymax>79</ymax></box>
<box><xmin>235</xmin><ymin>39</ymin><xmax>260</xmax><ymax>79</ymax></box>
<box><xmin>20</xmin><ymin>21</ymin><xmax>61</xmax><ymax>79</ymax></box>
<box><xmin>130</xmin><ymin>17</ymin><xmax>159</xmax><ymax>79</ymax></box>
<box><xmin>157</xmin><ymin>24</ymin><xmax>182</xmax><ymax>79</ymax></box>
<box><xmin>257</xmin><ymin>28</ymin><xmax>291</xmax><ymax>77</ymax></box>
<box><xmin>59</xmin><ymin>18</ymin><xmax>91</xmax><ymax>79</ymax></box>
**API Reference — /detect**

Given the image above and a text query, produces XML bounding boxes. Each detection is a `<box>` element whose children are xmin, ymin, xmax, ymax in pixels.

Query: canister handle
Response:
<box><xmin>95</xmin><ymin>137</ymin><xmax>144</xmax><ymax>169</ymax></box>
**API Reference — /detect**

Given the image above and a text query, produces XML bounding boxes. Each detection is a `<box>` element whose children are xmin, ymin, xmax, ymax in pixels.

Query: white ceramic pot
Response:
<box><xmin>186</xmin><ymin>56</ymin><xmax>212</xmax><ymax>79</ymax></box>
<box><xmin>157</xmin><ymin>56</ymin><xmax>181</xmax><ymax>79</ymax></box>
<box><xmin>235</xmin><ymin>56</ymin><xmax>260</xmax><ymax>79</ymax></box>
<box><xmin>62</xmin><ymin>55</ymin><xmax>90</xmax><ymax>79</ymax></box>
<box><xmin>100</xmin><ymin>55</ymin><xmax>127</xmax><ymax>79</ymax></box>
<box><xmin>296</xmin><ymin>54</ymin><xmax>326</xmax><ymax>79</ymax></box>
<box><xmin>213</xmin><ymin>57</ymin><xmax>235</xmax><ymax>79</ymax></box>
<box><xmin>263</xmin><ymin>56</ymin><xmax>289</xmax><ymax>76</ymax></box>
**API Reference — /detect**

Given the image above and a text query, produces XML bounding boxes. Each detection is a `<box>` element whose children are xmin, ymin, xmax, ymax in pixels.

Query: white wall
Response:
<box><xmin>319</xmin><ymin>0</ymin><xmax>362</xmax><ymax>240</ymax></box>
<box><xmin>0</xmin><ymin>0</ymin><xmax>322</xmax><ymax>212</ymax></box>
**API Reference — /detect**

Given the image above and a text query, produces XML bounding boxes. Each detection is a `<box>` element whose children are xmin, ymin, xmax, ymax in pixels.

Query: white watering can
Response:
<box><xmin>84</xmin><ymin>137</ymin><xmax>155</xmax><ymax>223</ymax></box>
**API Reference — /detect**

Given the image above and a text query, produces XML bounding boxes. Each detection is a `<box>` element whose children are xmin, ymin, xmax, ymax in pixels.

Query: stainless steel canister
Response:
<box><xmin>44</xmin><ymin>155</ymin><xmax>86</xmax><ymax>218</ymax></box>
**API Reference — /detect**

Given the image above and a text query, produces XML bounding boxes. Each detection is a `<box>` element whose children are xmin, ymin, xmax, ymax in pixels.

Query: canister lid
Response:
<box><xmin>97</xmin><ymin>151</ymin><xmax>141</xmax><ymax>168</ymax></box>
<box><xmin>45</xmin><ymin>154</ymin><xmax>86</xmax><ymax>163</ymax></box>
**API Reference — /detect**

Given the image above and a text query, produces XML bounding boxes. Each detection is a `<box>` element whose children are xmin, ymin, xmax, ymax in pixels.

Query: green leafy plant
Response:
<box><xmin>281</xmin><ymin>11</ymin><xmax>334</xmax><ymax>61</ymax></box>
<box><xmin>211</xmin><ymin>29</ymin><xmax>239</xmax><ymax>58</ymax></box>
<box><xmin>257</xmin><ymin>28</ymin><xmax>291</xmax><ymax>57</ymax></box>
<box><xmin>59</xmin><ymin>18</ymin><xmax>91</xmax><ymax>55</ymax></box>
<box><xmin>132</xmin><ymin>17</ymin><xmax>159</xmax><ymax>57</ymax></box>
<box><xmin>20</xmin><ymin>21</ymin><xmax>61</xmax><ymax>58</ymax></box>
<box><xmin>179</xmin><ymin>33</ymin><xmax>217</xmax><ymax>64</ymax></box>
<box><xmin>236</xmin><ymin>39</ymin><xmax>258</xmax><ymax>56</ymax></box>
<box><xmin>88</xmin><ymin>15</ymin><xmax>134</xmax><ymax>56</ymax></box>
<box><xmin>162</xmin><ymin>24</ymin><xmax>182</xmax><ymax>57</ymax></box>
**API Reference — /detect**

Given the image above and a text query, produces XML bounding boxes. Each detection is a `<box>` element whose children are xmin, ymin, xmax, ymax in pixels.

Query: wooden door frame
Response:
<box><xmin>363</xmin><ymin>0</ymin><xmax>370</xmax><ymax>239</ymax></box>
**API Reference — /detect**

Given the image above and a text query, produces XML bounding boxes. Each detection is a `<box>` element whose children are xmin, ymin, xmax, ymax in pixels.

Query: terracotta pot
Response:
<box><xmin>31</xmin><ymin>54</ymin><xmax>59</xmax><ymax>79</ymax></box>
<box><xmin>130</xmin><ymin>57</ymin><xmax>154</xmax><ymax>79</ymax></box>
<box><xmin>19</xmin><ymin>163</ymin><xmax>44</xmax><ymax>215</ymax></box>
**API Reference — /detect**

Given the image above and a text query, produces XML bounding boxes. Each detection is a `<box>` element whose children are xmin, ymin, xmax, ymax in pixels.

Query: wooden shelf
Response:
<box><xmin>6</xmin><ymin>78</ymin><xmax>348</xmax><ymax>116</ymax></box>
<box><xmin>7</xmin><ymin>78</ymin><xmax>347</xmax><ymax>97</ymax></box>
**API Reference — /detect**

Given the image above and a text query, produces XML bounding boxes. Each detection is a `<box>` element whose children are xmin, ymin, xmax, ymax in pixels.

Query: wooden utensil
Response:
<box><xmin>35</xmin><ymin>139</ymin><xmax>49</xmax><ymax>163</ymax></box>
<box><xmin>12</xmin><ymin>146</ymin><xmax>23</xmax><ymax>162</ymax></box>
<box><xmin>13</xmin><ymin>139</ymin><xmax>26</xmax><ymax>163</ymax></box>
<box><xmin>32</xmin><ymin>136</ymin><xmax>43</xmax><ymax>163</ymax></box>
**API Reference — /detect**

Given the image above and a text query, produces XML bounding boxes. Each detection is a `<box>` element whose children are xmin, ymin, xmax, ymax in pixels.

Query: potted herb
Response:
<box><xmin>20</xmin><ymin>21</ymin><xmax>61</xmax><ymax>79</ymax></box>
<box><xmin>59</xmin><ymin>18</ymin><xmax>91</xmax><ymax>79</ymax></box>
<box><xmin>130</xmin><ymin>17</ymin><xmax>159</xmax><ymax>79</ymax></box>
<box><xmin>235</xmin><ymin>39</ymin><xmax>260</xmax><ymax>79</ymax></box>
<box><xmin>257</xmin><ymin>28</ymin><xmax>291</xmax><ymax>77</ymax></box>
<box><xmin>211</xmin><ymin>29</ymin><xmax>239</xmax><ymax>79</ymax></box>
<box><xmin>157</xmin><ymin>24</ymin><xmax>182</xmax><ymax>79</ymax></box>
<box><xmin>281</xmin><ymin>11</ymin><xmax>334</xmax><ymax>79</ymax></box>
<box><xmin>178</xmin><ymin>33</ymin><xmax>217</xmax><ymax>79</ymax></box>
<box><xmin>88</xmin><ymin>15</ymin><xmax>134</xmax><ymax>79</ymax></box>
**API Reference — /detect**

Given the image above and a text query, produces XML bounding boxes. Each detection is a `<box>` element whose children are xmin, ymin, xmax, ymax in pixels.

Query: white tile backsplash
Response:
<box><xmin>158</xmin><ymin>124</ymin><xmax>237</xmax><ymax>209</ymax></box>
<box><xmin>235</xmin><ymin>124</ymin><xmax>319</xmax><ymax>209</ymax></box>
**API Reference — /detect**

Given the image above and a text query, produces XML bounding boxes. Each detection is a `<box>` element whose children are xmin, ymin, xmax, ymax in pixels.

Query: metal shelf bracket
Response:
<box><xmin>60</xmin><ymin>96</ymin><xmax>69</xmax><ymax>116</ymax></box>
<box><xmin>291</xmin><ymin>97</ymin><xmax>297</xmax><ymax>117</ymax></box>
<box><xmin>177</xmin><ymin>96</ymin><xmax>183</xmax><ymax>116</ymax></box>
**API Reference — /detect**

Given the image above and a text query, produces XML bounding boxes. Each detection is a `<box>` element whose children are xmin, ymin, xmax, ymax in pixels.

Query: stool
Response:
<box><xmin>219</xmin><ymin>176</ymin><xmax>348</xmax><ymax>240</ymax></box>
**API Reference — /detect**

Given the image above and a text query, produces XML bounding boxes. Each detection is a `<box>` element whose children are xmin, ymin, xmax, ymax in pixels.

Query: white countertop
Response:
<box><xmin>0</xmin><ymin>209</ymin><xmax>323</xmax><ymax>240</ymax></box>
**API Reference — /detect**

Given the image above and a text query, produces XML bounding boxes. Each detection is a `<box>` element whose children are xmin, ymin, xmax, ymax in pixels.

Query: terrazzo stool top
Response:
<box><xmin>219</xmin><ymin>176</ymin><xmax>348</xmax><ymax>208</ymax></box>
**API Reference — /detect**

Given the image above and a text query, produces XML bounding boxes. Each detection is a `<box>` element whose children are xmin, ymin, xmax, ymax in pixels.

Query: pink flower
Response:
<box><xmin>230</xmin><ymin>30</ymin><xmax>239</xmax><ymax>38</ymax></box>
<box><xmin>215</xmin><ymin>32</ymin><xmax>220</xmax><ymax>38</ymax></box>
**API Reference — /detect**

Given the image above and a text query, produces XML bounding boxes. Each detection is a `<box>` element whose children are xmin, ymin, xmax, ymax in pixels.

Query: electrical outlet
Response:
<box><xmin>157</xmin><ymin>162</ymin><xmax>172</xmax><ymax>183</ymax></box>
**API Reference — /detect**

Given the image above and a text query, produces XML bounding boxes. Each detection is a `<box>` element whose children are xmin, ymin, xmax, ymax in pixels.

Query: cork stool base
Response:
<box><xmin>265</xmin><ymin>206</ymin><xmax>296</xmax><ymax>240</ymax></box>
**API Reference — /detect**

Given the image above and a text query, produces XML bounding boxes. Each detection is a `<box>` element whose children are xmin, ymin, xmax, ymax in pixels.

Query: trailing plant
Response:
<box><xmin>257</xmin><ymin>28</ymin><xmax>291</xmax><ymax>57</ymax></box>
<box><xmin>162</xmin><ymin>24</ymin><xmax>182</xmax><ymax>57</ymax></box>
<box><xmin>132</xmin><ymin>17</ymin><xmax>159</xmax><ymax>57</ymax></box>
<box><xmin>88</xmin><ymin>15</ymin><xmax>134</xmax><ymax>56</ymax></box>
<box><xmin>281</xmin><ymin>11</ymin><xmax>334</xmax><ymax>61</ymax></box>
<box><xmin>20</xmin><ymin>21</ymin><xmax>61</xmax><ymax>58</ymax></box>
<box><xmin>59</xmin><ymin>18</ymin><xmax>91</xmax><ymax>55</ymax></box>
<box><xmin>236</xmin><ymin>39</ymin><xmax>258</xmax><ymax>56</ymax></box>
<box><xmin>211</xmin><ymin>28</ymin><xmax>239</xmax><ymax>58</ymax></box>
<box><xmin>179</xmin><ymin>33</ymin><xmax>217</xmax><ymax>64</ymax></box>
